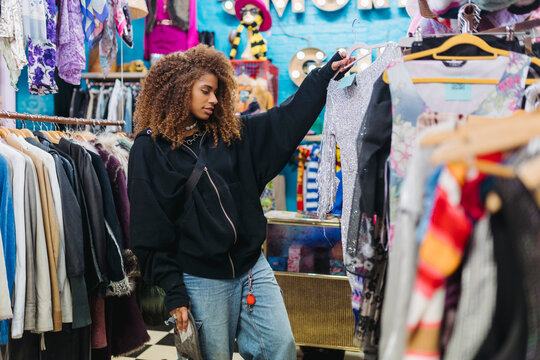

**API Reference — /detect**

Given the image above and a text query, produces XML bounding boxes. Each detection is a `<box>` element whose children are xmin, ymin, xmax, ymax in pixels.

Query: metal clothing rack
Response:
<box><xmin>0</xmin><ymin>110</ymin><xmax>125</xmax><ymax>126</ymax></box>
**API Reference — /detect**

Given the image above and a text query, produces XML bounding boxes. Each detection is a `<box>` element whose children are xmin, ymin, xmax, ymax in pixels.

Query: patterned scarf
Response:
<box><xmin>229</xmin><ymin>14</ymin><xmax>267</xmax><ymax>60</ymax></box>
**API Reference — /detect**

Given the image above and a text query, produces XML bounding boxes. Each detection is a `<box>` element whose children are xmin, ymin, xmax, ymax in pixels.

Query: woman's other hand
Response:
<box><xmin>331</xmin><ymin>50</ymin><xmax>357</xmax><ymax>72</ymax></box>
<box><xmin>170</xmin><ymin>306</ymin><xmax>189</xmax><ymax>333</ymax></box>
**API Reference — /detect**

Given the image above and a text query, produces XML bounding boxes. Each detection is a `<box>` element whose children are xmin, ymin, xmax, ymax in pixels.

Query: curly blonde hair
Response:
<box><xmin>135</xmin><ymin>45</ymin><xmax>242</xmax><ymax>148</ymax></box>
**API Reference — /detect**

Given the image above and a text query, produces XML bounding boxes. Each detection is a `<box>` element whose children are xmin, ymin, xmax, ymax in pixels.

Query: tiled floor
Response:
<box><xmin>113</xmin><ymin>323</ymin><xmax>363</xmax><ymax>360</ymax></box>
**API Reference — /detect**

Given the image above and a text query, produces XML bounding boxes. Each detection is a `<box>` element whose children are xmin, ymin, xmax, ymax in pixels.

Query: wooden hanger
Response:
<box><xmin>517</xmin><ymin>153</ymin><xmax>540</xmax><ymax>207</ymax></box>
<box><xmin>430</xmin><ymin>108</ymin><xmax>540</xmax><ymax>164</ymax></box>
<box><xmin>0</xmin><ymin>127</ymin><xmax>10</xmax><ymax>139</ymax></box>
<box><xmin>420</xmin><ymin>110</ymin><xmax>527</xmax><ymax>147</ymax></box>
<box><xmin>383</xmin><ymin>33</ymin><xmax>540</xmax><ymax>85</ymax></box>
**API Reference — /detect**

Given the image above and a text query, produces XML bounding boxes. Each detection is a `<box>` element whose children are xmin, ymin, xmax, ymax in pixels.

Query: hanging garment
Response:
<box><xmin>296</xmin><ymin>146</ymin><xmax>311</xmax><ymax>211</ymax></box>
<box><xmin>20</xmin><ymin>0</ymin><xmax>47</xmax><ymax>42</ymax></box>
<box><xmin>34</xmin><ymin>133</ymin><xmax>92</xmax><ymax>329</ymax></box>
<box><xmin>487</xmin><ymin>176</ymin><xmax>540</xmax><ymax>360</ymax></box>
<box><xmin>107</xmin><ymin>80</ymin><xmax>122</xmax><ymax>123</ymax></box>
<box><xmin>146</xmin><ymin>0</ymin><xmax>190</xmax><ymax>32</ymax></box>
<box><xmin>316</xmin><ymin>44</ymin><xmax>401</xmax><ymax>348</ymax></box>
<box><xmin>94</xmin><ymin>143</ymin><xmax>130</xmax><ymax>249</ymax></box>
<box><xmin>39</xmin><ymin>324</ymin><xmax>91</xmax><ymax>360</ymax></box>
<box><xmin>379</xmin><ymin>137</ymin><xmax>440</xmax><ymax>360</ymax></box>
<box><xmin>57</xmin><ymin>138</ymin><xmax>109</xmax><ymax>296</ymax></box>
<box><xmin>97</xmin><ymin>86</ymin><xmax>113</xmax><ymax>120</ymax></box>
<box><xmin>5</xmin><ymin>135</ymin><xmax>62</xmax><ymax>331</ymax></box>
<box><xmin>113</xmin><ymin>0</ymin><xmax>133</xmax><ymax>47</ymax></box>
<box><xmin>386</xmin><ymin>51</ymin><xmax>530</xmax><ymax>242</ymax></box>
<box><xmin>88</xmin><ymin>88</ymin><xmax>102</xmax><ymax>120</ymax></box>
<box><xmin>27</xmin><ymin>0</ymin><xmax>58</xmax><ymax>95</ymax></box>
<box><xmin>347</xmin><ymin>36</ymin><xmax>528</xmax><ymax>263</ymax></box>
<box><xmin>443</xmin><ymin>215</ymin><xmax>500</xmax><ymax>360</ymax></box>
<box><xmin>0</xmin><ymin>153</ymin><xmax>15</xmax><ymax>345</ymax></box>
<box><xmin>303</xmin><ymin>145</ymin><xmax>320</xmax><ymax>213</ymax></box>
<box><xmin>26</xmin><ymin>138</ymin><xmax>77</xmax><ymax>324</ymax></box>
<box><xmin>0</xmin><ymin>0</ymin><xmax>27</xmax><ymax>88</ymax></box>
<box><xmin>97</xmin><ymin>134</ymin><xmax>130</xmax><ymax>187</ymax></box>
<box><xmin>24</xmin><ymin>138</ymin><xmax>71</xmax><ymax>326</ymax></box>
<box><xmin>143</xmin><ymin>0</ymin><xmax>198</xmax><ymax>60</ymax></box>
<box><xmin>0</xmin><ymin>143</ymin><xmax>26</xmax><ymax>339</ymax></box>
<box><xmin>80</xmin><ymin>0</ymin><xmax>109</xmax><ymax>47</ymax></box>
<box><xmin>123</xmin><ymin>87</ymin><xmax>133</xmax><ymax>133</ymax></box>
<box><xmin>404</xmin><ymin>165</ymin><xmax>473</xmax><ymax>360</ymax></box>
<box><xmin>0</xmin><ymin>229</ymin><xmax>11</xmax><ymax>325</ymax></box>
<box><xmin>99</xmin><ymin>0</ymin><xmax>117</xmax><ymax>78</ymax></box>
<box><xmin>19</xmin><ymin>151</ymin><xmax>49</xmax><ymax>333</ymax></box>
<box><xmin>57</xmin><ymin>0</ymin><xmax>86</xmax><ymax>85</ymax></box>
<box><xmin>86</xmin><ymin>150</ymin><xmax>128</xmax><ymax>296</ymax></box>
<box><xmin>383</xmin><ymin>51</ymin><xmax>530</xmax><ymax>356</ymax></box>
<box><xmin>318</xmin><ymin>43</ymin><xmax>400</xmax><ymax>271</ymax></box>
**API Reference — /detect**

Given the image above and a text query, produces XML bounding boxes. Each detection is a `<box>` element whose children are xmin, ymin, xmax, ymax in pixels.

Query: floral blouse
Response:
<box><xmin>27</xmin><ymin>0</ymin><xmax>57</xmax><ymax>95</ymax></box>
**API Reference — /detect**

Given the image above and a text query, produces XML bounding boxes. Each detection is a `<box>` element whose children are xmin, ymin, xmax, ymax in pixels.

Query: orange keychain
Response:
<box><xmin>247</xmin><ymin>269</ymin><xmax>256</xmax><ymax>310</ymax></box>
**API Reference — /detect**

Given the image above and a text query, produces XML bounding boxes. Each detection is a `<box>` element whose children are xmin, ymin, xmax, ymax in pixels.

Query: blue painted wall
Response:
<box><xmin>198</xmin><ymin>1</ymin><xmax>410</xmax><ymax>104</ymax></box>
<box><xmin>15</xmin><ymin>1</ymin><xmax>410</xmax><ymax>211</ymax></box>
<box><xmin>196</xmin><ymin>1</ymin><xmax>410</xmax><ymax>211</ymax></box>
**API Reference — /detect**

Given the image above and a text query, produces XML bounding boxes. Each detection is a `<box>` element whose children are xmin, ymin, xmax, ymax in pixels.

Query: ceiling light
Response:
<box><xmin>294</xmin><ymin>2</ymin><xmax>303</xmax><ymax>10</ymax></box>
<box><xmin>224</xmin><ymin>0</ymin><xmax>234</xmax><ymax>9</ymax></box>
<box><xmin>308</xmin><ymin>64</ymin><xmax>316</xmax><ymax>72</ymax></box>
<box><xmin>296</xmin><ymin>51</ymin><xmax>305</xmax><ymax>60</ymax></box>
<box><xmin>292</xmin><ymin>70</ymin><xmax>300</xmax><ymax>79</ymax></box>
<box><xmin>315</xmin><ymin>51</ymin><xmax>325</xmax><ymax>60</ymax></box>
<box><xmin>361</xmin><ymin>0</ymin><xmax>369</xmax><ymax>6</ymax></box>
<box><xmin>337</xmin><ymin>0</ymin><xmax>345</xmax><ymax>4</ymax></box>
<box><xmin>376</xmin><ymin>0</ymin><xmax>384</xmax><ymax>6</ymax></box>
<box><xmin>318</xmin><ymin>0</ymin><xmax>326</xmax><ymax>5</ymax></box>
<box><xmin>277</xmin><ymin>0</ymin><xmax>285</xmax><ymax>7</ymax></box>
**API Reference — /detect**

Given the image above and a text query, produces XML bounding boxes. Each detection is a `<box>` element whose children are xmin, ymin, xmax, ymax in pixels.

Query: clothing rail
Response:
<box><xmin>0</xmin><ymin>111</ymin><xmax>125</xmax><ymax>126</ymax></box>
<box><xmin>85</xmin><ymin>81</ymin><xmax>141</xmax><ymax>87</ymax></box>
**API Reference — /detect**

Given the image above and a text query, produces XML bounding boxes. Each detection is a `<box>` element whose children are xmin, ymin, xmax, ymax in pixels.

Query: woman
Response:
<box><xmin>129</xmin><ymin>44</ymin><xmax>353</xmax><ymax>360</ymax></box>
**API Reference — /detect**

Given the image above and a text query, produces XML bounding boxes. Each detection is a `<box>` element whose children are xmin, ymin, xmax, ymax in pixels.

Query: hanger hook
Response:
<box><xmin>352</xmin><ymin>18</ymin><xmax>360</xmax><ymax>44</ymax></box>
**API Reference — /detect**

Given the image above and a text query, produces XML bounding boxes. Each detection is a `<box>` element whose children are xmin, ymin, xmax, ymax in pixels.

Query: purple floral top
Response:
<box><xmin>57</xmin><ymin>0</ymin><xmax>86</xmax><ymax>85</ymax></box>
<box><xmin>27</xmin><ymin>0</ymin><xmax>57</xmax><ymax>95</ymax></box>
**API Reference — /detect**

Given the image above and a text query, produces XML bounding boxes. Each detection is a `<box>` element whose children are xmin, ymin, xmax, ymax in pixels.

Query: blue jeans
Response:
<box><xmin>181</xmin><ymin>252</ymin><xmax>296</xmax><ymax>360</ymax></box>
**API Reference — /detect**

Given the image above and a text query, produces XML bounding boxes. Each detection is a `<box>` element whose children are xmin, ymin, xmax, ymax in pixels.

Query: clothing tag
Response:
<box><xmin>337</xmin><ymin>74</ymin><xmax>356</xmax><ymax>89</ymax></box>
<box><xmin>445</xmin><ymin>77</ymin><xmax>471</xmax><ymax>101</ymax></box>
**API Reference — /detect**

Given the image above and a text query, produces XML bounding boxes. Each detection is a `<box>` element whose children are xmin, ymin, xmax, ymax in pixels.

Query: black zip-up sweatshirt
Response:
<box><xmin>128</xmin><ymin>52</ymin><xmax>343</xmax><ymax>312</ymax></box>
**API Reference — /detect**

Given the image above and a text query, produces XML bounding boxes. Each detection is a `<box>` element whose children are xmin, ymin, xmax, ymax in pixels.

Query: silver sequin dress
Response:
<box><xmin>317</xmin><ymin>41</ymin><xmax>401</xmax><ymax>331</ymax></box>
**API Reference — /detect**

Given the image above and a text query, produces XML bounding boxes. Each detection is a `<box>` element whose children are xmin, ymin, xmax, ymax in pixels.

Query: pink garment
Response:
<box><xmin>143</xmin><ymin>0</ymin><xmax>198</xmax><ymax>60</ymax></box>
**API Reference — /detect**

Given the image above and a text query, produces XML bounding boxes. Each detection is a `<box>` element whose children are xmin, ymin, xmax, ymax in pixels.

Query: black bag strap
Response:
<box><xmin>179</xmin><ymin>145</ymin><xmax>207</xmax><ymax>208</ymax></box>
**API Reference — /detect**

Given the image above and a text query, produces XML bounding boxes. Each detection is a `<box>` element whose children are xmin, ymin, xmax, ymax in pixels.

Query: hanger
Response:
<box><xmin>384</xmin><ymin>33</ymin><xmax>540</xmax><ymax>85</ymax></box>
<box><xmin>0</xmin><ymin>127</ymin><xmax>10</xmax><ymax>139</ymax></box>
<box><xmin>331</xmin><ymin>19</ymin><xmax>388</xmax><ymax>80</ymax></box>
<box><xmin>430</xmin><ymin>108</ymin><xmax>540</xmax><ymax>164</ymax></box>
<box><xmin>7</xmin><ymin>127</ymin><xmax>26</xmax><ymax>138</ymax></box>
<box><xmin>420</xmin><ymin>110</ymin><xmax>527</xmax><ymax>147</ymax></box>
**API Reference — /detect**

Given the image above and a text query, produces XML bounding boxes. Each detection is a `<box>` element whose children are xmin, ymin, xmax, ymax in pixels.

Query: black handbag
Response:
<box><xmin>137</xmin><ymin>144</ymin><xmax>208</xmax><ymax>326</ymax></box>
